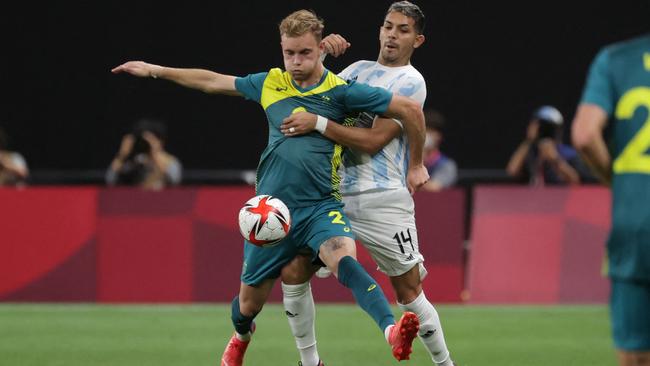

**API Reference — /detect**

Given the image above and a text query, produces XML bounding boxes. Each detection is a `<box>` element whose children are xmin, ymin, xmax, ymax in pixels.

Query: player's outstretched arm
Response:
<box><xmin>571</xmin><ymin>103</ymin><xmax>612</xmax><ymax>184</ymax></box>
<box><xmin>111</xmin><ymin>61</ymin><xmax>241</xmax><ymax>96</ymax></box>
<box><xmin>281</xmin><ymin>112</ymin><xmax>400</xmax><ymax>155</ymax></box>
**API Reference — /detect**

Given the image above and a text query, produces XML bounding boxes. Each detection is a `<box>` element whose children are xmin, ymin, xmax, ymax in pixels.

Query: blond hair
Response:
<box><xmin>279</xmin><ymin>10</ymin><xmax>324</xmax><ymax>41</ymax></box>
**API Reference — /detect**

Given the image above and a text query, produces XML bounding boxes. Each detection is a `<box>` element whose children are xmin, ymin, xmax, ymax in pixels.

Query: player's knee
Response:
<box><xmin>281</xmin><ymin>255</ymin><xmax>313</xmax><ymax>284</ymax></box>
<box><xmin>321</xmin><ymin>236</ymin><xmax>356</xmax><ymax>259</ymax></box>
<box><xmin>236</xmin><ymin>296</ymin><xmax>263</xmax><ymax>316</ymax></box>
<box><xmin>396</xmin><ymin>288</ymin><xmax>420</xmax><ymax>305</ymax></box>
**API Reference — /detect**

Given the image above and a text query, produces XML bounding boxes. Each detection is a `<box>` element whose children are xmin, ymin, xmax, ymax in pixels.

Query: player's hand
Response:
<box><xmin>281</xmin><ymin>112</ymin><xmax>317</xmax><ymax>137</ymax></box>
<box><xmin>111</xmin><ymin>61</ymin><xmax>161</xmax><ymax>78</ymax></box>
<box><xmin>321</xmin><ymin>34</ymin><xmax>351</xmax><ymax>57</ymax></box>
<box><xmin>407</xmin><ymin>164</ymin><xmax>429</xmax><ymax>194</ymax></box>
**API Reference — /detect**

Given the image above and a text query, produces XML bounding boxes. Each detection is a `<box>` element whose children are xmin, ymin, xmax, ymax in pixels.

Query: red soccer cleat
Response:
<box><xmin>220</xmin><ymin>334</ymin><xmax>250</xmax><ymax>366</ymax></box>
<box><xmin>220</xmin><ymin>323</ymin><xmax>255</xmax><ymax>366</ymax></box>
<box><xmin>388</xmin><ymin>311</ymin><xmax>420</xmax><ymax>361</ymax></box>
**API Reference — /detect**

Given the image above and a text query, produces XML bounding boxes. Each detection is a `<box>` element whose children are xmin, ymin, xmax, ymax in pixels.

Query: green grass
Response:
<box><xmin>0</xmin><ymin>304</ymin><xmax>616</xmax><ymax>366</ymax></box>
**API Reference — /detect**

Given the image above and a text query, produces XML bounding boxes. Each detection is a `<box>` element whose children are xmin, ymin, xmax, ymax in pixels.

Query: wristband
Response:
<box><xmin>315</xmin><ymin>115</ymin><xmax>328</xmax><ymax>134</ymax></box>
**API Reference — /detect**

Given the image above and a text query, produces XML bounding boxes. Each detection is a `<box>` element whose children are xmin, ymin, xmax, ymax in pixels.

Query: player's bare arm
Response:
<box><xmin>382</xmin><ymin>95</ymin><xmax>429</xmax><ymax>192</ymax></box>
<box><xmin>281</xmin><ymin>95</ymin><xmax>428</xmax><ymax>192</ymax></box>
<box><xmin>111</xmin><ymin>61</ymin><xmax>241</xmax><ymax>96</ymax></box>
<box><xmin>571</xmin><ymin>103</ymin><xmax>612</xmax><ymax>184</ymax></box>
<box><xmin>282</xmin><ymin>95</ymin><xmax>427</xmax><ymax>165</ymax></box>
<box><xmin>281</xmin><ymin>112</ymin><xmax>400</xmax><ymax>155</ymax></box>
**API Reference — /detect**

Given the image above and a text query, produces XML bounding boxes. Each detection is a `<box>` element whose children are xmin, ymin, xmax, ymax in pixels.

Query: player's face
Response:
<box><xmin>281</xmin><ymin>33</ymin><xmax>323</xmax><ymax>82</ymax></box>
<box><xmin>378</xmin><ymin>11</ymin><xmax>425</xmax><ymax>66</ymax></box>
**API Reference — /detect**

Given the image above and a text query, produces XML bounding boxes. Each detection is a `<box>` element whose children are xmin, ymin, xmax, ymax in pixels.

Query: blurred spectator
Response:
<box><xmin>106</xmin><ymin>118</ymin><xmax>182</xmax><ymax>190</ymax></box>
<box><xmin>0</xmin><ymin>126</ymin><xmax>29</xmax><ymax>186</ymax></box>
<box><xmin>421</xmin><ymin>109</ymin><xmax>458</xmax><ymax>191</ymax></box>
<box><xmin>506</xmin><ymin>106</ymin><xmax>596</xmax><ymax>185</ymax></box>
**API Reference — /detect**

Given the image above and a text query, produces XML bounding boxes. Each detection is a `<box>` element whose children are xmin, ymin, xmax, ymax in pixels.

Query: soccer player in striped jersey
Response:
<box><xmin>280</xmin><ymin>2</ymin><xmax>454</xmax><ymax>365</ymax></box>
<box><xmin>112</xmin><ymin>9</ymin><xmax>429</xmax><ymax>366</ymax></box>
<box><xmin>572</xmin><ymin>33</ymin><xmax>650</xmax><ymax>366</ymax></box>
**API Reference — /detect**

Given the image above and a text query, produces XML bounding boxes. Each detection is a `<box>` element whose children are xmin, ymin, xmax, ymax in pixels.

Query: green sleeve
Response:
<box><xmin>235</xmin><ymin>72</ymin><xmax>268</xmax><ymax>103</ymax></box>
<box><xmin>343</xmin><ymin>81</ymin><xmax>393</xmax><ymax>115</ymax></box>
<box><xmin>580</xmin><ymin>48</ymin><xmax>614</xmax><ymax>115</ymax></box>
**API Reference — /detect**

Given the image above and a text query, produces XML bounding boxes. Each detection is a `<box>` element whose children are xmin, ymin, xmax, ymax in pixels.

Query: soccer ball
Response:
<box><xmin>238</xmin><ymin>195</ymin><xmax>291</xmax><ymax>247</ymax></box>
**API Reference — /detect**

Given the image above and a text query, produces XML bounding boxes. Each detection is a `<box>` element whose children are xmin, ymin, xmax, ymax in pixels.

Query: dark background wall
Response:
<box><xmin>1</xmin><ymin>1</ymin><xmax>648</xmax><ymax>173</ymax></box>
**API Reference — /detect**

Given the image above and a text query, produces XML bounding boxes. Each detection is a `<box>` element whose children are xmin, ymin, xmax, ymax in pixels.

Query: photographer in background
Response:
<box><xmin>506</xmin><ymin>106</ymin><xmax>595</xmax><ymax>185</ymax></box>
<box><xmin>0</xmin><ymin>126</ymin><xmax>29</xmax><ymax>186</ymax></box>
<box><xmin>106</xmin><ymin>118</ymin><xmax>182</xmax><ymax>190</ymax></box>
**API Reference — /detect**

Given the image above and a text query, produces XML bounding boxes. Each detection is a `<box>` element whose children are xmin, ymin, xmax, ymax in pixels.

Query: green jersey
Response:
<box><xmin>581</xmin><ymin>34</ymin><xmax>650</xmax><ymax>281</ymax></box>
<box><xmin>235</xmin><ymin>68</ymin><xmax>392</xmax><ymax>208</ymax></box>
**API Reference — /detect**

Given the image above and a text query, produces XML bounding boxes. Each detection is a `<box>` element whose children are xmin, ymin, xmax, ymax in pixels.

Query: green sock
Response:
<box><xmin>337</xmin><ymin>256</ymin><xmax>394</xmax><ymax>331</ymax></box>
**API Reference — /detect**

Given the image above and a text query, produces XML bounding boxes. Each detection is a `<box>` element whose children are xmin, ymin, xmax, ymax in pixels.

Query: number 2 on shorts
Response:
<box><xmin>328</xmin><ymin>210</ymin><xmax>346</xmax><ymax>225</ymax></box>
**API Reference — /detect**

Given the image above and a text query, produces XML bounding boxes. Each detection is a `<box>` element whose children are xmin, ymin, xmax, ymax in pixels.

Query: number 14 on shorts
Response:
<box><xmin>393</xmin><ymin>229</ymin><xmax>414</xmax><ymax>254</ymax></box>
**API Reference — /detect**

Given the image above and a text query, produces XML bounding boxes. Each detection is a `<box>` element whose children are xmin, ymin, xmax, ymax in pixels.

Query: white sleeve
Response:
<box><xmin>394</xmin><ymin>75</ymin><xmax>426</xmax><ymax>106</ymax></box>
<box><xmin>337</xmin><ymin>63</ymin><xmax>355</xmax><ymax>80</ymax></box>
<box><xmin>390</xmin><ymin>75</ymin><xmax>427</xmax><ymax>129</ymax></box>
<box><xmin>337</xmin><ymin>60</ymin><xmax>369</xmax><ymax>80</ymax></box>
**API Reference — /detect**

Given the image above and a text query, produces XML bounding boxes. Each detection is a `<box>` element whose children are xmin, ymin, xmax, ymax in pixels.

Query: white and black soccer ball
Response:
<box><xmin>238</xmin><ymin>195</ymin><xmax>291</xmax><ymax>247</ymax></box>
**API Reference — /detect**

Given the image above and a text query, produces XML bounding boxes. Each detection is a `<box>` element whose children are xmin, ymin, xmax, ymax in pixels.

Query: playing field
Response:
<box><xmin>0</xmin><ymin>304</ymin><xmax>615</xmax><ymax>366</ymax></box>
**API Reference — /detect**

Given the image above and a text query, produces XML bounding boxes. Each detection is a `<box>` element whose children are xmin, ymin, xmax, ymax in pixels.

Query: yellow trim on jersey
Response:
<box><xmin>260</xmin><ymin>68</ymin><xmax>347</xmax><ymax>110</ymax></box>
<box><xmin>330</xmin><ymin>143</ymin><xmax>344</xmax><ymax>201</ymax></box>
<box><xmin>644</xmin><ymin>52</ymin><xmax>650</xmax><ymax>71</ymax></box>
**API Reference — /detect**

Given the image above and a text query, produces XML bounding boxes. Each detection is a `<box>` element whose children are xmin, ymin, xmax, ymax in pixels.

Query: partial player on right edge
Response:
<box><xmin>572</xmin><ymin>32</ymin><xmax>650</xmax><ymax>366</ymax></box>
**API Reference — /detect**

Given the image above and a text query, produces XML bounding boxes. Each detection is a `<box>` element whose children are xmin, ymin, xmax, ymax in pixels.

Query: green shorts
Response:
<box><xmin>240</xmin><ymin>199</ymin><xmax>354</xmax><ymax>285</ymax></box>
<box><xmin>611</xmin><ymin>278</ymin><xmax>650</xmax><ymax>351</ymax></box>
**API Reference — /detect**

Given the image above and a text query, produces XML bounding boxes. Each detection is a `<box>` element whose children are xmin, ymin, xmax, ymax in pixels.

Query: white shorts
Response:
<box><xmin>342</xmin><ymin>188</ymin><xmax>426</xmax><ymax>278</ymax></box>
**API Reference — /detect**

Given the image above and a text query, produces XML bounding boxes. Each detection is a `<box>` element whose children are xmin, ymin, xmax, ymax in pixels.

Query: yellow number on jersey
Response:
<box><xmin>328</xmin><ymin>211</ymin><xmax>346</xmax><ymax>225</ymax></box>
<box><xmin>613</xmin><ymin>87</ymin><xmax>650</xmax><ymax>174</ymax></box>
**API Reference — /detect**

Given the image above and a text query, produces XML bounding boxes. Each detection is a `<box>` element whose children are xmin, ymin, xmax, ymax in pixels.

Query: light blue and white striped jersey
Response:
<box><xmin>338</xmin><ymin>60</ymin><xmax>426</xmax><ymax>194</ymax></box>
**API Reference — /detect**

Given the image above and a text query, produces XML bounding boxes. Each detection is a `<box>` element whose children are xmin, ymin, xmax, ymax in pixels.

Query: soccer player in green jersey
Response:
<box><xmin>572</xmin><ymin>33</ymin><xmax>650</xmax><ymax>366</ymax></box>
<box><xmin>112</xmin><ymin>9</ymin><xmax>429</xmax><ymax>366</ymax></box>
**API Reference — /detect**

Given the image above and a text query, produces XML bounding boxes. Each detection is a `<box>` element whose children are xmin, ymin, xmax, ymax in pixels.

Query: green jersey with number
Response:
<box><xmin>581</xmin><ymin>33</ymin><xmax>650</xmax><ymax>281</ymax></box>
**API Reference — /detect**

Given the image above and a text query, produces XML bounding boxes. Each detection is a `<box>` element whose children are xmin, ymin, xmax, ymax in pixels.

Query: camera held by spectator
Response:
<box><xmin>106</xmin><ymin>118</ymin><xmax>182</xmax><ymax>190</ymax></box>
<box><xmin>506</xmin><ymin>106</ymin><xmax>596</xmax><ymax>185</ymax></box>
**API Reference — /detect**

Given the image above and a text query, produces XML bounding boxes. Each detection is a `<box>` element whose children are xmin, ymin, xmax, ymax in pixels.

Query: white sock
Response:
<box><xmin>235</xmin><ymin>331</ymin><xmax>251</xmax><ymax>342</ymax></box>
<box><xmin>282</xmin><ymin>281</ymin><xmax>319</xmax><ymax>366</ymax></box>
<box><xmin>398</xmin><ymin>291</ymin><xmax>453</xmax><ymax>365</ymax></box>
<box><xmin>384</xmin><ymin>324</ymin><xmax>394</xmax><ymax>342</ymax></box>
